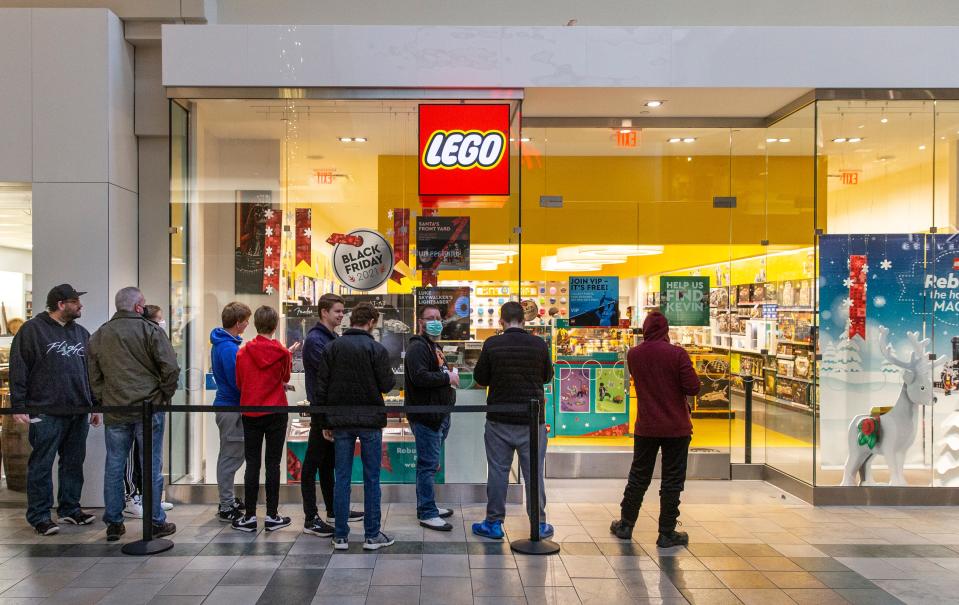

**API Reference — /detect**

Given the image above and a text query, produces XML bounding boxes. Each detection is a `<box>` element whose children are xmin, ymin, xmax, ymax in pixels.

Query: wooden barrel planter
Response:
<box><xmin>0</xmin><ymin>391</ymin><xmax>29</xmax><ymax>492</ymax></box>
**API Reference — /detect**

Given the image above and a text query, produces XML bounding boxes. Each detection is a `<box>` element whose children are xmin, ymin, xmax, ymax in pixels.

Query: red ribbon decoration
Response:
<box><xmin>261</xmin><ymin>208</ymin><xmax>282</xmax><ymax>295</ymax></box>
<box><xmin>391</xmin><ymin>209</ymin><xmax>410</xmax><ymax>284</ymax></box>
<box><xmin>326</xmin><ymin>233</ymin><xmax>364</xmax><ymax>247</ymax></box>
<box><xmin>848</xmin><ymin>254</ymin><xmax>867</xmax><ymax>339</ymax></box>
<box><xmin>295</xmin><ymin>209</ymin><xmax>311</xmax><ymax>266</ymax></box>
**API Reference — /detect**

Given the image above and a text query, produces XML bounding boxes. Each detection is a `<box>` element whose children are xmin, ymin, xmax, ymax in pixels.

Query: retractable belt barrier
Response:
<box><xmin>0</xmin><ymin>399</ymin><xmax>560</xmax><ymax>556</ymax></box>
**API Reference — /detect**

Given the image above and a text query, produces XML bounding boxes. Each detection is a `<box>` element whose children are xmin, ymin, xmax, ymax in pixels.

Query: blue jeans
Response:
<box><xmin>26</xmin><ymin>414</ymin><xmax>89</xmax><ymax>526</ymax></box>
<box><xmin>333</xmin><ymin>430</ymin><xmax>382</xmax><ymax>540</ymax></box>
<box><xmin>411</xmin><ymin>417</ymin><xmax>450</xmax><ymax>520</ymax></box>
<box><xmin>103</xmin><ymin>413</ymin><xmax>165</xmax><ymax>524</ymax></box>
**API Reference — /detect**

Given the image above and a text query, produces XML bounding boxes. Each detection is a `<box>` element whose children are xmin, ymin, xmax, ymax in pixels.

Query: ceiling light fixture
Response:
<box><xmin>645</xmin><ymin>100</ymin><xmax>663</xmax><ymax>108</ymax></box>
<box><xmin>778</xmin><ymin>138</ymin><xmax>791</xmax><ymax>143</ymax></box>
<box><xmin>682</xmin><ymin>138</ymin><xmax>696</xmax><ymax>143</ymax></box>
<box><xmin>766</xmin><ymin>138</ymin><xmax>778</xmax><ymax>143</ymax></box>
<box><xmin>847</xmin><ymin>137</ymin><xmax>862</xmax><ymax>143</ymax></box>
<box><xmin>881</xmin><ymin>117</ymin><xmax>889</xmax><ymax>124</ymax></box>
<box><xmin>919</xmin><ymin>145</ymin><xmax>927</xmax><ymax>150</ymax></box>
<box><xmin>832</xmin><ymin>138</ymin><xmax>847</xmax><ymax>143</ymax></box>
<box><xmin>353</xmin><ymin>137</ymin><xmax>367</xmax><ymax>143</ymax></box>
<box><xmin>338</xmin><ymin>137</ymin><xmax>353</xmax><ymax>143</ymax></box>
<box><xmin>668</xmin><ymin>138</ymin><xmax>682</xmax><ymax>143</ymax></box>
<box><xmin>619</xmin><ymin>129</ymin><xmax>631</xmax><ymax>134</ymax></box>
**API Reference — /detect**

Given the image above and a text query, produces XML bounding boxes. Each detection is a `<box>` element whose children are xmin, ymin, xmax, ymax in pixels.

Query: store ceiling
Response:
<box><xmin>0</xmin><ymin>184</ymin><xmax>32</xmax><ymax>251</ymax></box>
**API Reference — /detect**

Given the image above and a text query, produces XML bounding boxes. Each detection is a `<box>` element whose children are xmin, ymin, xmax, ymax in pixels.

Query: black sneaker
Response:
<box><xmin>304</xmin><ymin>516</ymin><xmax>334</xmax><ymax>537</ymax></box>
<box><xmin>656</xmin><ymin>530</ymin><xmax>689</xmax><ymax>548</ymax></box>
<box><xmin>106</xmin><ymin>522</ymin><xmax>125</xmax><ymax>542</ymax></box>
<box><xmin>233</xmin><ymin>497</ymin><xmax>245</xmax><ymax>511</ymax></box>
<box><xmin>152</xmin><ymin>522</ymin><xmax>176</xmax><ymax>538</ymax></box>
<box><xmin>34</xmin><ymin>520</ymin><xmax>59</xmax><ymax>536</ymax></box>
<box><xmin>60</xmin><ymin>510</ymin><xmax>95</xmax><ymax>526</ymax></box>
<box><xmin>217</xmin><ymin>506</ymin><xmax>243</xmax><ymax>523</ymax></box>
<box><xmin>609</xmin><ymin>519</ymin><xmax>634</xmax><ymax>540</ymax></box>
<box><xmin>264</xmin><ymin>514</ymin><xmax>291</xmax><ymax>532</ymax></box>
<box><xmin>326</xmin><ymin>510</ymin><xmax>364</xmax><ymax>524</ymax></box>
<box><xmin>232</xmin><ymin>515</ymin><xmax>257</xmax><ymax>532</ymax></box>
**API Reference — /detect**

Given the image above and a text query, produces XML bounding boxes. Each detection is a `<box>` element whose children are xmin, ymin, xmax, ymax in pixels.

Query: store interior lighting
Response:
<box><xmin>541</xmin><ymin>244</ymin><xmax>663</xmax><ymax>272</ymax></box>
<box><xmin>337</xmin><ymin>137</ymin><xmax>367</xmax><ymax>143</ymax></box>
<box><xmin>469</xmin><ymin>246</ymin><xmax>518</xmax><ymax>271</ymax></box>
<box><xmin>644</xmin><ymin>100</ymin><xmax>664</xmax><ymax>108</ymax></box>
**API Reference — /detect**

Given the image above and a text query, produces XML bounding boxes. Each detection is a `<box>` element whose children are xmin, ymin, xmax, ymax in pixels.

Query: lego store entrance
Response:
<box><xmin>522</xmin><ymin>109</ymin><xmax>815</xmax><ymax>482</ymax></box>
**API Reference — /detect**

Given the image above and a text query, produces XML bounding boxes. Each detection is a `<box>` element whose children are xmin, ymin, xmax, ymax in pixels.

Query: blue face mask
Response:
<box><xmin>425</xmin><ymin>320</ymin><xmax>444</xmax><ymax>337</ymax></box>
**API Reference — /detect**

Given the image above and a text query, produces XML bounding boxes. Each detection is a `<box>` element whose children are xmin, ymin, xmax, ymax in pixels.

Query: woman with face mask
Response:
<box><xmin>403</xmin><ymin>305</ymin><xmax>459</xmax><ymax>531</ymax></box>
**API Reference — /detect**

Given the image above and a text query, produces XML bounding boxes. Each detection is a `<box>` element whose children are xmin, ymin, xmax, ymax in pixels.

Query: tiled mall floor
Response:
<box><xmin>0</xmin><ymin>479</ymin><xmax>955</xmax><ymax>604</ymax></box>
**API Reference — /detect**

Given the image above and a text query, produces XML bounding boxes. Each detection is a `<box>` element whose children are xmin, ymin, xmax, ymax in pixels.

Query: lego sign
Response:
<box><xmin>419</xmin><ymin>104</ymin><xmax>510</xmax><ymax>197</ymax></box>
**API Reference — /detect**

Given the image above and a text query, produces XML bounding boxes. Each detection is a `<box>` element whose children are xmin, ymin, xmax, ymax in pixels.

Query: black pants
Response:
<box><xmin>124</xmin><ymin>438</ymin><xmax>143</xmax><ymax>498</ymax></box>
<box><xmin>242</xmin><ymin>413</ymin><xmax>287</xmax><ymax>518</ymax></box>
<box><xmin>620</xmin><ymin>436</ymin><xmax>691</xmax><ymax>533</ymax></box>
<box><xmin>300</xmin><ymin>420</ymin><xmax>335</xmax><ymax>520</ymax></box>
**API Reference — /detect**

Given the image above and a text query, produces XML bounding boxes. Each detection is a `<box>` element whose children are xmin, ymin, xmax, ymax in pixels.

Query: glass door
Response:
<box><xmin>169</xmin><ymin>100</ymin><xmax>190</xmax><ymax>483</ymax></box>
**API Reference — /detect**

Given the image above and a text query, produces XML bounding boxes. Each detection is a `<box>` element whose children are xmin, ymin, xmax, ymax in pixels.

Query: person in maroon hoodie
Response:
<box><xmin>232</xmin><ymin>305</ymin><xmax>293</xmax><ymax>533</ymax></box>
<box><xmin>610</xmin><ymin>310</ymin><xmax>701</xmax><ymax>548</ymax></box>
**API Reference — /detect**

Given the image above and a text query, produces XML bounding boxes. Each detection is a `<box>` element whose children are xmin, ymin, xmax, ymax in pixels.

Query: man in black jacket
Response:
<box><xmin>405</xmin><ymin>305</ymin><xmax>459</xmax><ymax>531</ymax></box>
<box><xmin>316</xmin><ymin>302</ymin><xmax>396</xmax><ymax>550</ymax></box>
<box><xmin>300</xmin><ymin>293</ymin><xmax>362</xmax><ymax>537</ymax></box>
<box><xmin>10</xmin><ymin>284</ymin><xmax>100</xmax><ymax>535</ymax></box>
<box><xmin>472</xmin><ymin>301</ymin><xmax>554</xmax><ymax>540</ymax></box>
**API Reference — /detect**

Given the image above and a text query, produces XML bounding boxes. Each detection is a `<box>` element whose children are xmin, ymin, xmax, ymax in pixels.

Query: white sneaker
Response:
<box><xmin>161</xmin><ymin>501</ymin><xmax>173</xmax><ymax>511</ymax></box>
<box><xmin>419</xmin><ymin>517</ymin><xmax>453</xmax><ymax>532</ymax></box>
<box><xmin>123</xmin><ymin>497</ymin><xmax>143</xmax><ymax>519</ymax></box>
<box><xmin>438</xmin><ymin>507</ymin><xmax>454</xmax><ymax>519</ymax></box>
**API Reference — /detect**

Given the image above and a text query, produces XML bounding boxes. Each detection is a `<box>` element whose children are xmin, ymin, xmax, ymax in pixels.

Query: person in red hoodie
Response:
<box><xmin>610</xmin><ymin>310</ymin><xmax>701</xmax><ymax>548</ymax></box>
<box><xmin>233</xmin><ymin>305</ymin><xmax>292</xmax><ymax>533</ymax></box>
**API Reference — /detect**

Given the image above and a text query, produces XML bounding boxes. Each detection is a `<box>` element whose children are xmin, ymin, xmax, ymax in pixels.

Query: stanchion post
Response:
<box><xmin>743</xmin><ymin>375</ymin><xmax>753</xmax><ymax>464</ymax></box>
<box><xmin>510</xmin><ymin>398</ymin><xmax>560</xmax><ymax>556</ymax></box>
<box><xmin>122</xmin><ymin>399</ymin><xmax>174</xmax><ymax>556</ymax></box>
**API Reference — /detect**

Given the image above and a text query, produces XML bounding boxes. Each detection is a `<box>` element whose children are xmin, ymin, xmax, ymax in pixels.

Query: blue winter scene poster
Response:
<box><xmin>819</xmin><ymin>234</ymin><xmax>959</xmax><ymax>485</ymax></box>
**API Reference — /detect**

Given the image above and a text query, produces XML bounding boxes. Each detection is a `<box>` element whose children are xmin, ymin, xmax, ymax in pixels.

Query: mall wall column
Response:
<box><xmin>0</xmin><ymin>8</ymin><xmax>137</xmax><ymax>506</ymax></box>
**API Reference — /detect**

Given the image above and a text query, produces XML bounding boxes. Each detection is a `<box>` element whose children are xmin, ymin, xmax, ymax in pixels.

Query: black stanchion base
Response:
<box><xmin>510</xmin><ymin>538</ymin><xmax>561</xmax><ymax>555</ymax></box>
<box><xmin>121</xmin><ymin>538</ymin><xmax>175</xmax><ymax>556</ymax></box>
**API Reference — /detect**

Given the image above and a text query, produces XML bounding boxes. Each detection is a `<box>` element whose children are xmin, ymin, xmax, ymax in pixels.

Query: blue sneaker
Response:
<box><xmin>471</xmin><ymin>519</ymin><xmax>504</xmax><ymax>540</ymax></box>
<box><xmin>539</xmin><ymin>522</ymin><xmax>555</xmax><ymax>539</ymax></box>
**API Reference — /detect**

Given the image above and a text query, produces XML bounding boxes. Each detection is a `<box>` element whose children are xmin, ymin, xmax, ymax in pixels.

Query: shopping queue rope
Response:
<box><xmin>0</xmin><ymin>400</ymin><xmax>559</xmax><ymax>556</ymax></box>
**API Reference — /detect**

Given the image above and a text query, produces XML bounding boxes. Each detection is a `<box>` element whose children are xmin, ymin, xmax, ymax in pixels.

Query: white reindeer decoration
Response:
<box><xmin>841</xmin><ymin>327</ymin><xmax>947</xmax><ymax>486</ymax></box>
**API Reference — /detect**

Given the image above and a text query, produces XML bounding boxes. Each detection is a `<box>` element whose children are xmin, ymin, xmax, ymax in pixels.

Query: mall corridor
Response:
<box><xmin>0</xmin><ymin>479</ymin><xmax>946</xmax><ymax>604</ymax></box>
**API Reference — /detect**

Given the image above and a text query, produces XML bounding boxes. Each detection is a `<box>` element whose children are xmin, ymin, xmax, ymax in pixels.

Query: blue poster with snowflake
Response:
<box><xmin>818</xmin><ymin>233</ymin><xmax>952</xmax><ymax>470</ymax></box>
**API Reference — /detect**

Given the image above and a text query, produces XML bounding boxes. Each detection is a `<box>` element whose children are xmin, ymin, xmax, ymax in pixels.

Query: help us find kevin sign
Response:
<box><xmin>418</xmin><ymin>104</ymin><xmax>511</xmax><ymax>197</ymax></box>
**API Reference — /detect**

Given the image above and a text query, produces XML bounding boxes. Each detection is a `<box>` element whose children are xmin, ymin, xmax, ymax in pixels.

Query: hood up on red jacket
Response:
<box><xmin>643</xmin><ymin>311</ymin><xmax>670</xmax><ymax>343</ymax></box>
<box><xmin>243</xmin><ymin>335</ymin><xmax>290</xmax><ymax>369</ymax></box>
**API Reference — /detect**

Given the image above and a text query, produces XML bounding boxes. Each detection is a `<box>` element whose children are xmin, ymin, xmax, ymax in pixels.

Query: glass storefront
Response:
<box><xmin>167</xmin><ymin>91</ymin><xmax>959</xmax><ymax>495</ymax></box>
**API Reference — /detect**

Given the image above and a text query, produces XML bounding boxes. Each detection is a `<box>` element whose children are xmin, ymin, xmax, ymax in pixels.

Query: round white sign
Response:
<box><xmin>332</xmin><ymin>229</ymin><xmax>394</xmax><ymax>291</ymax></box>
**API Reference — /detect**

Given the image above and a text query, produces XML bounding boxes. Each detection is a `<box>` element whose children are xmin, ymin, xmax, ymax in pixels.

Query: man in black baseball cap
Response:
<box><xmin>45</xmin><ymin>284</ymin><xmax>87</xmax><ymax>315</ymax></box>
<box><xmin>10</xmin><ymin>283</ymin><xmax>100</xmax><ymax>536</ymax></box>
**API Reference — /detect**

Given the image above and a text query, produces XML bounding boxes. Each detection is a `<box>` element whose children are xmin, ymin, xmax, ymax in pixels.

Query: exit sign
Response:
<box><xmin>616</xmin><ymin>130</ymin><xmax>638</xmax><ymax>148</ymax></box>
<box><xmin>314</xmin><ymin>168</ymin><xmax>335</xmax><ymax>185</ymax></box>
<box><xmin>840</xmin><ymin>170</ymin><xmax>860</xmax><ymax>185</ymax></box>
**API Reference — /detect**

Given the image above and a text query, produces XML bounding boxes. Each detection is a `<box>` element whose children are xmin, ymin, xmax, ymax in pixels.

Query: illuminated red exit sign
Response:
<box><xmin>616</xmin><ymin>130</ymin><xmax>639</xmax><ymax>148</ymax></box>
<box><xmin>314</xmin><ymin>168</ymin><xmax>335</xmax><ymax>185</ymax></box>
<box><xmin>840</xmin><ymin>170</ymin><xmax>860</xmax><ymax>185</ymax></box>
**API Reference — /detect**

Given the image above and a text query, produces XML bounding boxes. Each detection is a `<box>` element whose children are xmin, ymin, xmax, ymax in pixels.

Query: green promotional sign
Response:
<box><xmin>660</xmin><ymin>276</ymin><xmax>709</xmax><ymax>326</ymax></box>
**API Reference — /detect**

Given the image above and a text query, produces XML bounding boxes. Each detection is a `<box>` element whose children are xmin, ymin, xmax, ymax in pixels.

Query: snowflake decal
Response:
<box><xmin>841</xmin><ymin>298</ymin><xmax>852</xmax><ymax>308</ymax></box>
<box><xmin>264</xmin><ymin>209</ymin><xmax>275</xmax><ymax>220</ymax></box>
<box><xmin>265</xmin><ymin>246</ymin><xmax>273</xmax><ymax>257</ymax></box>
<box><xmin>264</xmin><ymin>284</ymin><xmax>274</xmax><ymax>295</ymax></box>
<box><xmin>303</xmin><ymin>228</ymin><xmax>312</xmax><ymax>239</ymax></box>
<box><xmin>265</xmin><ymin>226</ymin><xmax>274</xmax><ymax>237</ymax></box>
<box><xmin>880</xmin><ymin>259</ymin><xmax>892</xmax><ymax>270</ymax></box>
<box><xmin>843</xmin><ymin>278</ymin><xmax>853</xmax><ymax>288</ymax></box>
<box><xmin>264</xmin><ymin>266</ymin><xmax>275</xmax><ymax>277</ymax></box>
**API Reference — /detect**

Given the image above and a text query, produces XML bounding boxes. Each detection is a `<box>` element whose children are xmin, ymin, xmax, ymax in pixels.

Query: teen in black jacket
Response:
<box><xmin>404</xmin><ymin>334</ymin><xmax>455</xmax><ymax>429</ymax></box>
<box><xmin>315</xmin><ymin>327</ymin><xmax>395</xmax><ymax>430</ymax></box>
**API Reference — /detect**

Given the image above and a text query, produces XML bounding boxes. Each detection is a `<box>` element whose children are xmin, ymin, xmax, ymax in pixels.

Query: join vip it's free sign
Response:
<box><xmin>418</xmin><ymin>104</ymin><xmax>511</xmax><ymax>197</ymax></box>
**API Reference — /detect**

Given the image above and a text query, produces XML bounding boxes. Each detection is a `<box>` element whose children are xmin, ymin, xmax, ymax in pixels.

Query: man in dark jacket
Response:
<box><xmin>88</xmin><ymin>287</ymin><xmax>179</xmax><ymax>542</ymax></box>
<box><xmin>471</xmin><ymin>302</ymin><xmax>554</xmax><ymax>540</ymax></box>
<box><xmin>10</xmin><ymin>284</ymin><xmax>100</xmax><ymax>535</ymax></box>
<box><xmin>300</xmin><ymin>293</ymin><xmax>361</xmax><ymax>537</ymax></box>
<box><xmin>405</xmin><ymin>304</ymin><xmax>459</xmax><ymax>531</ymax></box>
<box><xmin>316</xmin><ymin>302</ymin><xmax>395</xmax><ymax>550</ymax></box>
<box><xmin>610</xmin><ymin>310</ymin><xmax>701</xmax><ymax>548</ymax></box>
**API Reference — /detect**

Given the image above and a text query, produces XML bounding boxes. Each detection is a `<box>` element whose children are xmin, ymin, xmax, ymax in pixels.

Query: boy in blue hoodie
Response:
<box><xmin>210</xmin><ymin>302</ymin><xmax>252</xmax><ymax>522</ymax></box>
